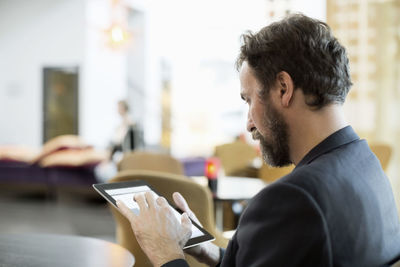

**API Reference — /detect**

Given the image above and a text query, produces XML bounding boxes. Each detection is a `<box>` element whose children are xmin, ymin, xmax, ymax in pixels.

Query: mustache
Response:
<box><xmin>251</xmin><ymin>129</ymin><xmax>263</xmax><ymax>141</ymax></box>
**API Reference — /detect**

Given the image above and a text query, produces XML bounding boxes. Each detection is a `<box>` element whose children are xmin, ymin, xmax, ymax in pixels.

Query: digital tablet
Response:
<box><xmin>93</xmin><ymin>180</ymin><xmax>215</xmax><ymax>249</ymax></box>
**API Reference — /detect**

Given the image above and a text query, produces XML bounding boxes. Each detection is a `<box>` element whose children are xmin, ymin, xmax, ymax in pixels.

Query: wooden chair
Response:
<box><xmin>258</xmin><ymin>143</ymin><xmax>392</xmax><ymax>182</ymax></box>
<box><xmin>214</xmin><ymin>141</ymin><xmax>258</xmax><ymax>177</ymax></box>
<box><xmin>258</xmin><ymin>164</ymin><xmax>294</xmax><ymax>183</ymax></box>
<box><xmin>109</xmin><ymin>170</ymin><xmax>229</xmax><ymax>267</ymax></box>
<box><xmin>392</xmin><ymin>258</ymin><xmax>400</xmax><ymax>267</ymax></box>
<box><xmin>369</xmin><ymin>143</ymin><xmax>392</xmax><ymax>172</ymax></box>
<box><xmin>118</xmin><ymin>151</ymin><xmax>184</xmax><ymax>175</ymax></box>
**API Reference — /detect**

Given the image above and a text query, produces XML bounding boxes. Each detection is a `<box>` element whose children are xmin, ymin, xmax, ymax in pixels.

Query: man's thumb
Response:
<box><xmin>181</xmin><ymin>213</ymin><xmax>192</xmax><ymax>233</ymax></box>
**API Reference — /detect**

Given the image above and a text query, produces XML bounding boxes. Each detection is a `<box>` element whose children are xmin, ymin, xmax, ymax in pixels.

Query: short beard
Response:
<box><xmin>252</xmin><ymin>102</ymin><xmax>291</xmax><ymax>167</ymax></box>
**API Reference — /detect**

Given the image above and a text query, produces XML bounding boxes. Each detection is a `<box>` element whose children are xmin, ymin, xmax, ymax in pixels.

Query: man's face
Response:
<box><xmin>239</xmin><ymin>62</ymin><xmax>291</xmax><ymax>167</ymax></box>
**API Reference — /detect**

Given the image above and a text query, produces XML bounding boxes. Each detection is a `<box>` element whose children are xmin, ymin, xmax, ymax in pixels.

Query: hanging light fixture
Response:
<box><xmin>105</xmin><ymin>23</ymin><xmax>131</xmax><ymax>48</ymax></box>
<box><xmin>104</xmin><ymin>0</ymin><xmax>132</xmax><ymax>50</ymax></box>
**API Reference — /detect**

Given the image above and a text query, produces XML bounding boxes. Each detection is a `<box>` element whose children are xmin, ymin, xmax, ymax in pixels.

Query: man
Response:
<box><xmin>117</xmin><ymin>14</ymin><xmax>400</xmax><ymax>266</ymax></box>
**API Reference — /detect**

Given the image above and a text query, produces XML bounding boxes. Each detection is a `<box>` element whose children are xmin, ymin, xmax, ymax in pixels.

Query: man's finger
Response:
<box><xmin>116</xmin><ymin>200</ymin><xmax>136</xmax><ymax>222</ymax></box>
<box><xmin>145</xmin><ymin>191</ymin><xmax>157</xmax><ymax>209</ymax></box>
<box><xmin>156</xmin><ymin>196</ymin><xmax>168</xmax><ymax>207</ymax></box>
<box><xmin>173</xmin><ymin>192</ymin><xmax>198</xmax><ymax>223</ymax></box>
<box><xmin>135</xmin><ymin>193</ymin><xmax>148</xmax><ymax>211</ymax></box>
<box><xmin>173</xmin><ymin>192</ymin><xmax>190</xmax><ymax>212</ymax></box>
<box><xmin>181</xmin><ymin>213</ymin><xmax>193</xmax><ymax>244</ymax></box>
<box><xmin>181</xmin><ymin>213</ymin><xmax>192</xmax><ymax>230</ymax></box>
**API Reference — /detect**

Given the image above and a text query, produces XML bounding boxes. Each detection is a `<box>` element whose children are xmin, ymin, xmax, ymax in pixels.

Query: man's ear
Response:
<box><xmin>276</xmin><ymin>71</ymin><xmax>294</xmax><ymax>107</ymax></box>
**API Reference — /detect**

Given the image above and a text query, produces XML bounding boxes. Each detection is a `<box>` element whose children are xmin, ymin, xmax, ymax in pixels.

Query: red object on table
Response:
<box><xmin>205</xmin><ymin>157</ymin><xmax>220</xmax><ymax>194</ymax></box>
<box><xmin>205</xmin><ymin>157</ymin><xmax>220</xmax><ymax>179</ymax></box>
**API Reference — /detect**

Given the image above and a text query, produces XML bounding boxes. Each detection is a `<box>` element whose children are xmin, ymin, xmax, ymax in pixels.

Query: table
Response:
<box><xmin>215</xmin><ymin>176</ymin><xmax>266</xmax><ymax>200</ymax></box>
<box><xmin>0</xmin><ymin>233</ymin><xmax>135</xmax><ymax>267</ymax></box>
<box><xmin>192</xmin><ymin>176</ymin><xmax>267</xmax><ymax>230</ymax></box>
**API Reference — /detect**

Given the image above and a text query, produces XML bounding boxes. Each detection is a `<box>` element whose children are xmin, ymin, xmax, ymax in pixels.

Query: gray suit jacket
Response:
<box><xmin>164</xmin><ymin>126</ymin><xmax>400</xmax><ymax>267</ymax></box>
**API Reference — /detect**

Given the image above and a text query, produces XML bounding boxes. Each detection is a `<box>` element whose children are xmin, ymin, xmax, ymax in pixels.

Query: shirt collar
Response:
<box><xmin>295</xmin><ymin>126</ymin><xmax>360</xmax><ymax>169</ymax></box>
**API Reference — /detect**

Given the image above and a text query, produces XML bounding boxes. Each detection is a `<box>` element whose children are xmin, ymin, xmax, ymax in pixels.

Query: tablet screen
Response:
<box><xmin>105</xmin><ymin>185</ymin><xmax>204</xmax><ymax>239</ymax></box>
<box><xmin>93</xmin><ymin>180</ymin><xmax>215</xmax><ymax>248</ymax></box>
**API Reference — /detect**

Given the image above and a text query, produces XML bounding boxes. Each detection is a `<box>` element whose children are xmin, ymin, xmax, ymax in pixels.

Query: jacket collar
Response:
<box><xmin>295</xmin><ymin>126</ymin><xmax>360</xmax><ymax>169</ymax></box>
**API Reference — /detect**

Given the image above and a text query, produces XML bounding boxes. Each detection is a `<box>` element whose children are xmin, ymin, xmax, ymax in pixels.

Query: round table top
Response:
<box><xmin>0</xmin><ymin>233</ymin><xmax>135</xmax><ymax>267</ymax></box>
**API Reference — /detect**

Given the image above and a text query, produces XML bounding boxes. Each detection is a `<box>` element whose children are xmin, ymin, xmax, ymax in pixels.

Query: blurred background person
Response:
<box><xmin>95</xmin><ymin>100</ymin><xmax>135</xmax><ymax>182</ymax></box>
<box><xmin>109</xmin><ymin>100</ymin><xmax>135</xmax><ymax>161</ymax></box>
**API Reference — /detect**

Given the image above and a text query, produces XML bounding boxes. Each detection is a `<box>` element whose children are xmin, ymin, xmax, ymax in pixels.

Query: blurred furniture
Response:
<box><xmin>191</xmin><ymin>176</ymin><xmax>267</xmax><ymax>230</ymax></box>
<box><xmin>0</xmin><ymin>233</ymin><xmax>134</xmax><ymax>267</ymax></box>
<box><xmin>0</xmin><ymin>135</ymin><xmax>106</xmax><ymax>198</ymax></box>
<box><xmin>255</xmin><ymin>144</ymin><xmax>390</xmax><ymax>181</ymax></box>
<box><xmin>392</xmin><ymin>258</ymin><xmax>400</xmax><ymax>267</ymax></box>
<box><xmin>0</xmin><ymin>145</ymin><xmax>39</xmax><ymax>162</ymax></box>
<box><xmin>109</xmin><ymin>170</ymin><xmax>229</xmax><ymax>267</ymax></box>
<box><xmin>369</xmin><ymin>143</ymin><xmax>392</xmax><ymax>172</ymax></box>
<box><xmin>213</xmin><ymin>141</ymin><xmax>261</xmax><ymax>230</ymax></box>
<box><xmin>118</xmin><ymin>151</ymin><xmax>184</xmax><ymax>174</ymax></box>
<box><xmin>214</xmin><ymin>141</ymin><xmax>258</xmax><ymax>177</ymax></box>
<box><xmin>180</xmin><ymin>157</ymin><xmax>208</xmax><ymax>176</ymax></box>
<box><xmin>0</xmin><ymin>161</ymin><xmax>48</xmax><ymax>195</ymax></box>
<box><xmin>0</xmin><ymin>161</ymin><xmax>100</xmax><ymax>199</ymax></box>
<box><xmin>32</xmin><ymin>135</ymin><xmax>106</xmax><ymax>168</ymax></box>
<box><xmin>215</xmin><ymin>176</ymin><xmax>267</xmax><ymax>200</ymax></box>
<box><xmin>258</xmin><ymin>164</ymin><xmax>294</xmax><ymax>183</ymax></box>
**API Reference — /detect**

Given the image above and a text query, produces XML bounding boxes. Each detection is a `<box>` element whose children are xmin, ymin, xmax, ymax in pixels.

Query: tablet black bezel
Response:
<box><xmin>93</xmin><ymin>180</ymin><xmax>215</xmax><ymax>248</ymax></box>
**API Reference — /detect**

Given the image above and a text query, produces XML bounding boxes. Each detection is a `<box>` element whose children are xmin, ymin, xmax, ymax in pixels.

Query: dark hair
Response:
<box><xmin>236</xmin><ymin>14</ymin><xmax>352</xmax><ymax>108</ymax></box>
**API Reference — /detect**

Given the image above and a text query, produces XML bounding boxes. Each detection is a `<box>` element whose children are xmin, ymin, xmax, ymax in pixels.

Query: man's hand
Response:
<box><xmin>173</xmin><ymin>192</ymin><xmax>221</xmax><ymax>267</ymax></box>
<box><xmin>117</xmin><ymin>191</ymin><xmax>192</xmax><ymax>267</ymax></box>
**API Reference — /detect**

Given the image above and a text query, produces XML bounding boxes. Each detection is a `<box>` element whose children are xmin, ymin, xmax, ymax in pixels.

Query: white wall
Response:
<box><xmin>0</xmin><ymin>0</ymin><xmax>131</xmax><ymax>149</ymax></box>
<box><xmin>0</xmin><ymin>0</ymin><xmax>85</xmax><ymax>148</ymax></box>
<box><xmin>82</xmin><ymin>0</ymin><xmax>127</xmax><ymax>148</ymax></box>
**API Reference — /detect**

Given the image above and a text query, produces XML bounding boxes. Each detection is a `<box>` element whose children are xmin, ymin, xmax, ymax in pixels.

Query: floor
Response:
<box><xmin>0</xmin><ymin>192</ymin><xmax>116</xmax><ymax>243</ymax></box>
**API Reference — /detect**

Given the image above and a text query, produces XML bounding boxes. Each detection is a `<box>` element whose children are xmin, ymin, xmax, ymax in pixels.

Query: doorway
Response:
<box><xmin>43</xmin><ymin>67</ymin><xmax>79</xmax><ymax>143</ymax></box>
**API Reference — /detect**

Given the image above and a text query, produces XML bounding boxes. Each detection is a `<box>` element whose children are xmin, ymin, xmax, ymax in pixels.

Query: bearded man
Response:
<box><xmin>118</xmin><ymin>14</ymin><xmax>400</xmax><ymax>267</ymax></box>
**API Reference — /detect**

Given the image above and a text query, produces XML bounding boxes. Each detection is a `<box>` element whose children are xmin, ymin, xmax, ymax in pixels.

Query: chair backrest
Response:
<box><xmin>391</xmin><ymin>257</ymin><xmax>400</xmax><ymax>267</ymax></box>
<box><xmin>109</xmin><ymin>170</ymin><xmax>228</xmax><ymax>267</ymax></box>
<box><xmin>369</xmin><ymin>143</ymin><xmax>392</xmax><ymax>172</ymax></box>
<box><xmin>215</xmin><ymin>141</ymin><xmax>258</xmax><ymax>176</ymax></box>
<box><xmin>258</xmin><ymin>164</ymin><xmax>294</xmax><ymax>183</ymax></box>
<box><xmin>117</xmin><ymin>151</ymin><xmax>184</xmax><ymax>175</ymax></box>
<box><xmin>258</xmin><ymin>144</ymin><xmax>391</xmax><ymax>182</ymax></box>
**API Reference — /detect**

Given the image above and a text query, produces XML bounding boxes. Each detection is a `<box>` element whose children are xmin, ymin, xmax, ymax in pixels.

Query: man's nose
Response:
<box><xmin>247</xmin><ymin>114</ymin><xmax>255</xmax><ymax>132</ymax></box>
